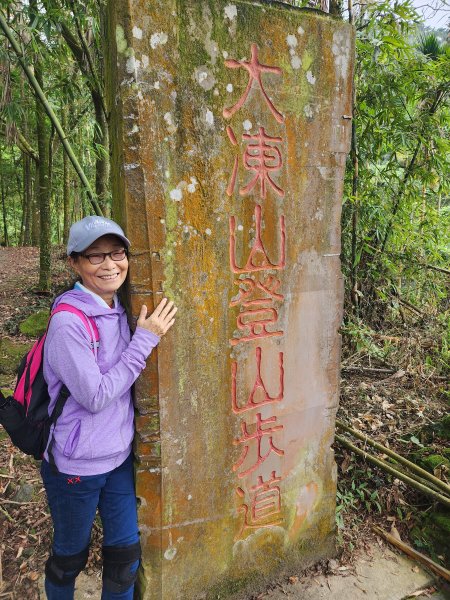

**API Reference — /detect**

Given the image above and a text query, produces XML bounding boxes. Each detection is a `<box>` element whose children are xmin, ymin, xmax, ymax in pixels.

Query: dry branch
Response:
<box><xmin>373</xmin><ymin>526</ymin><xmax>450</xmax><ymax>582</ymax></box>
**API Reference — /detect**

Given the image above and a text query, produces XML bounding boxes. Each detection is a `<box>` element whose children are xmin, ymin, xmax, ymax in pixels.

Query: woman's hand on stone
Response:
<box><xmin>137</xmin><ymin>298</ymin><xmax>177</xmax><ymax>336</ymax></box>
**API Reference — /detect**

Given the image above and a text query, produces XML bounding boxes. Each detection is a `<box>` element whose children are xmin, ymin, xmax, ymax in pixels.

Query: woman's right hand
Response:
<box><xmin>137</xmin><ymin>298</ymin><xmax>177</xmax><ymax>337</ymax></box>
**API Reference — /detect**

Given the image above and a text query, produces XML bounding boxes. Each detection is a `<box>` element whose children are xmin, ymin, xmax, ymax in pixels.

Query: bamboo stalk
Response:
<box><xmin>0</xmin><ymin>11</ymin><xmax>102</xmax><ymax>216</ymax></box>
<box><xmin>336</xmin><ymin>420</ymin><xmax>450</xmax><ymax>496</ymax></box>
<box><xmin>335</xmin><ymin>434</ymin><xmax>450</xmax><ymax>509</ymax></box>
<box><xmin>373</xmin><ymin>526</ymin><xmax>450</xmax><ymax>582</ymax></box>
<box><xmin>419</xmin><ymin>263</ymin><xmax>450</xmax><ymax>276</ymax></box>
<box><xmin>341</xmin><ymin>366</ymin><xmax>397</xmax><ymax>374</ymax></box>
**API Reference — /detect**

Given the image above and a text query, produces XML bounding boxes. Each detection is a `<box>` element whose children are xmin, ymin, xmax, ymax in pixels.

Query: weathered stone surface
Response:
<box><xmin>107</xmin><ymin>1</ymin><xmax>354</xmax><ymax>598</ymax></box>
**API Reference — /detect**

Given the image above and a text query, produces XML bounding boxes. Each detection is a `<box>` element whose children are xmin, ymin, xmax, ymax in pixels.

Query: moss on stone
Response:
<box><xmin>437</xmin><ymin>414</ymin><xmax>450</xmax><ymax>440</ymax></box>
<box><xmin>19</xmin><ymin>310</ymin><xmax>49</xmax><ymax>337</ymax></box>
<box><xmin>0</xmin><ymin>339</ymin><xmax>30</xmax><ymax>375</ymax></box>
<box><xmin>418</xmin><ymin>454</ymin><xmax>450</xmax><ymax>473</ymax></box>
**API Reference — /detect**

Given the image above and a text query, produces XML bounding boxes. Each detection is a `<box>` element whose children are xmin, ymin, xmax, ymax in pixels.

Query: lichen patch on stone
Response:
<box><xmin>150</xmin><ymin>32</ymin><xmax>168</xmax><ymax>49</ymax></box>
<box><xmin>291</xmin><ymin>55</ymin><xmax>302</xmax><ymax>70</ymax></box>
<box><xmin>224</xmin><ymin>4</ymin><xmax>237</xmax><ymax>20</ymax></box>
<box><xmin>132</xmin><ymin>26</ymin><xmax>143</xmax><ymax>39</ymax></box>
<box><xmin>306</xmin><ymin>71</ymin><xmax>316</xmax><ymax>85</ymax></box>
<box><xmin>286</xmin><ymin>34</ymin><xmax>297</xmax><ymax>48</ymax></box>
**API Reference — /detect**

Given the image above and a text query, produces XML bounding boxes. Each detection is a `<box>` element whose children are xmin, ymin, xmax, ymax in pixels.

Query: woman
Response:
<box><xmin>41</xmin><ymin>216</ymin><xmax>177</xmax><ymax>600</ymax></box>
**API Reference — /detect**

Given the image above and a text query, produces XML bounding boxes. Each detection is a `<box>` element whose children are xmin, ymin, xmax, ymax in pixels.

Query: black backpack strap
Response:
<box><xmin>47</xmin><ymin>385</ymin><xmax>71</xmax><ymax>475</ymax></box>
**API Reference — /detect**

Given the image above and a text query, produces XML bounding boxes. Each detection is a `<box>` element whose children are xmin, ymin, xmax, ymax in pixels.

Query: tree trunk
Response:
<box><xmin>30</xmin><ymin>0</ymin><xmax>52</xmax><ymax>292</ymax></box>
<box><xmin>22</xmin><ymin>152</ymin><xmax>32</xmax><ymax>245</ymax></box>
<box><xmin>93</xmin><ymin>94</ymin><xmax>110</xmax><ymax>216</ymax></box>
<box><xmin>0</xmin><ymin>146</ymin><xmax>9</xmax><ymax>246</ymax></box>
<box><xmin>62</xmin><ymin>106</ymin><xmax>71</xmax><ymax>244</ymax></box>
<box><xmin>31</xmin><ymin>159</ymin><xmax>40</xmax><ymax>246</ymax></box>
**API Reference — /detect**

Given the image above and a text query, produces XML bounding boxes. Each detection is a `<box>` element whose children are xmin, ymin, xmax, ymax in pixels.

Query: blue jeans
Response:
<box><xmin>41</xmin><ymin>454</ymin><xmax>139</xmax><ymax>600</ymax></box>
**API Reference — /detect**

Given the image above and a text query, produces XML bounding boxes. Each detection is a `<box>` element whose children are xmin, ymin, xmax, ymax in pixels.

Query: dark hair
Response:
<box><xmin>70</xmin><ymin>251</ymin><xmax>81</xmax><ymax>262</ymax></box>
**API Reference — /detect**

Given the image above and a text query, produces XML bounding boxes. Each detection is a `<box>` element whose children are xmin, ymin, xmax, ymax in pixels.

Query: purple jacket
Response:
<box><xmin>43</xmin><ymin>289</ymin><xmax>159</xmax><ymax>475</ymax></box>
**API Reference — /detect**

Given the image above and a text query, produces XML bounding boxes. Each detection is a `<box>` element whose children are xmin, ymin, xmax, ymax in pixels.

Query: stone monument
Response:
<box><xmin>107</xmin><ymin>1</ymin><xmax>354</xmax><ymax>597</ymax></box>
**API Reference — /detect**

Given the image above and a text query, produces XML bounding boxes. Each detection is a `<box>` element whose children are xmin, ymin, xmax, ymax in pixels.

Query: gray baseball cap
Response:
<box><xmin>67</xmin><ymin>216</ymin><xmax>131</xmax><ymax>256</ymax></box>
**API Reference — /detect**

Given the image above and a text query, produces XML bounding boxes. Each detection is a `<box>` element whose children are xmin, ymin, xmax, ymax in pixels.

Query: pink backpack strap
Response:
<box><xmin>51</xmin><ymin>303</ymin><xmax>99</xmax><ymax>350</ymax></box>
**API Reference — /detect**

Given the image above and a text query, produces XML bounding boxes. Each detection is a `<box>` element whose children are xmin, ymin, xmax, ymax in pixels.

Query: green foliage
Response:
<box><xmin>336</xmin><ymin>458</ymin><xmax>383</xmax><ymax>530</ymax></box>
<box><xmin>342</xmin><ymin>0</ymin><xmax>450</xmax><ymax>327</ymax></box>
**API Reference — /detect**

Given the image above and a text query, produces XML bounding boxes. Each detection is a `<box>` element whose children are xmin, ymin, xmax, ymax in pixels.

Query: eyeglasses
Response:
<box><xmin>82</xmin><ymin>249</ymin><xmax>128</xmax><ymax>265</ymax></box>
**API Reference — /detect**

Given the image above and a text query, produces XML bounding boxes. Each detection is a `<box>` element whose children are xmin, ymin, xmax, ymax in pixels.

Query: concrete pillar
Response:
<box><xmin>107</xmin><ymin>2</ymin><xmax>354</xmax><ymax>598</ymax></box>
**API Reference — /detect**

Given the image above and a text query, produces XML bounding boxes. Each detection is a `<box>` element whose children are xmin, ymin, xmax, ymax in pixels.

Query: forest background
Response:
<box><xmin>0</xmin><ymin>0</ymin><xmax>449</xmax><ymax>595</ymax></box>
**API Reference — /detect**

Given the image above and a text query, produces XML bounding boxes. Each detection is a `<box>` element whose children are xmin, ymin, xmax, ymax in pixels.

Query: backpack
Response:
<box><xmin>0</xmin><ymin>303</ymin><xmax>99</xmax><ymax>468</ymax></box>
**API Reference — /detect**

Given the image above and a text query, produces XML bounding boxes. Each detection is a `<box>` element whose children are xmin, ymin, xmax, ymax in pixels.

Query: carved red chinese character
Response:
<box><xmin>241</xmin><ymin>127</ymin><xmax>284</xmax><ymax>199</ymax></box>
<box><xmin>226</xmin><ymin>126</ymin><xmax>284</xmax><ymax>199</ymax></box>
<box><xmin>223</xmin><ymin>44</ymin><xmax>284</xmax><ymax>123</ymax></box>
<box><xmin>230</xmin><ymin>275</ymin><xmax>284</xmax><ymax>308</ymax></box>
<box><xmin>226</xmin><ymin>125</ymin><xmax>239</xmax><ymax>197</ymax></box>
<box><xmin>232</xmin><ymin>346</ymin><xmax>284</xmax><ymax>414</ymax></box>
<box><xmin>233</xmin><ymin>412</ymin><xmax>284</xmax><ymax>479</ymax></box>
<box><xmin>231</xmin><ymin>307</ymin><xmax>283</xmax><ymax>346</ymax></box>
<box><xmin>236</xmin><ymin>471</ymin><xmax>283</xmax><ymax>537</ymax></box>
<box><xmin>230</xmin><ymin>205</ymin><xmax>285</xmax><ymax>274</ymax></box>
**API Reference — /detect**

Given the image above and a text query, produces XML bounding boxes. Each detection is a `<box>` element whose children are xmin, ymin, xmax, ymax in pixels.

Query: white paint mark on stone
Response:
<box><xmin>243</xmin><ymin>119</ymin><xmax>252</xmax><ymax>131</ymax></box>
<box><xmin>205</xmin><ymin>228</ymin><xmax>212</xmax><ymax>236</ymax></box>
<box><xmin>226</xmin><ymin>83</ymin><xmax>233</xmax><ymax>93</ymax></box>
<box><xmin>141</xmin><ymin>54</ymin><xmax>149</xmax><ymax>69</ymax></box>
<box><xmin>132</xmin><ymin>26</ymin><xmax>142</xmax><ymax>39</ymax></box>
<box><xmin>164</xmin><ymin>547</ymin><xmax>177</xmax><ymax>560</ymax></box>
<box><xmin>291</xmin><ymin>55</ymin><xmax>302</xmax><ymax>70</ymax></box>
<box><xmin>224</xmin><ymin>4</ymin><xmax>237</xmax><ymax>20</ymax></box>
<box><xmin>306</xmin><ymin>71</ymin><xmax>316</xmax><ymax>85</ymax></box>
<box><xmin>150</xmin><ymin>32</ymin><xmax>168</xmax><ymax>49</ymax></box>
<box><xmin>297</xmin><ymin>25</ymin><xmax>305</xmax><ymax>35</ymax></box>
<box><xmin>205</xmin><ymin>109</ymin><xmax>214</xmax><ymax>127</ymax></box>
<box><xmin>286</xmin><ymin>34</ymin><xmax>297</xmax><ymax>48</ymax></box>
<box><xmin>170</xmin><ymin>189</ymin><xmax>182</xmax><ymax>201</ymax></box>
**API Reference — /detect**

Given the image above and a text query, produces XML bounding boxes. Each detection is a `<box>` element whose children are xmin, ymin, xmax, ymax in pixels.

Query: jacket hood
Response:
<box><xmin>52</xmin><ymin>289</ymin><xmax>126</xmax><ymax>318</ymax></box>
